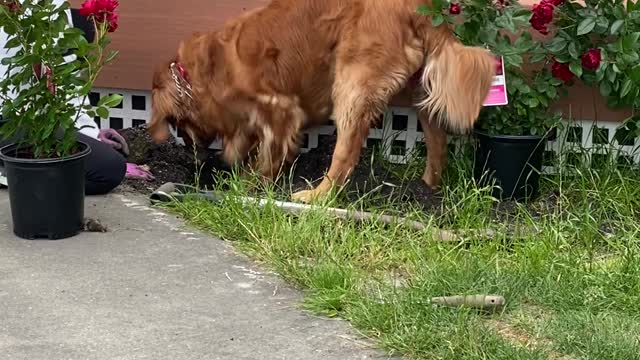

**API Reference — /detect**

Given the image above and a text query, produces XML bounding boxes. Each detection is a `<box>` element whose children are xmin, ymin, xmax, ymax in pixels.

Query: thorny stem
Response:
<box><xmin>72</xmin><ymin>17</ymin><xmax>107</xmax><ymax>126</ymax></box>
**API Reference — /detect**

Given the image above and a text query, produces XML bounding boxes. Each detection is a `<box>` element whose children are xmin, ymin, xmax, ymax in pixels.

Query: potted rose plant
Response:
<box><xmin>0</xmin><ymin>0</ymin><xmax>121</xmax><ymax>239</ymax></box>
<box><xmin>419</xmin><ymin>0</ymin><xmax>565</xmax><ymax>201</ymax></box>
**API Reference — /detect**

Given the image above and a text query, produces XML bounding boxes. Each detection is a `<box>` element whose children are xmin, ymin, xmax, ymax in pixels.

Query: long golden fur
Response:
<box><xmin>149</xmin><ymin>0</ymin><xmax>496</xmax><ymax>203</ymax></box>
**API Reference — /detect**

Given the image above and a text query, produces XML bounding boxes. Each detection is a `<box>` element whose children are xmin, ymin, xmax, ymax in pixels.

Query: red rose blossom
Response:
<box><xmin>551</xmin><ymin>61</ymin><xmax>573</xmax><ymax>83</ymax></box>
<box><xmin>106</xmin><ymin>12</ymin><xmax>118</xmax><ymax>32</ymax></box>
<box><xmin>79</xmin><ymin>0</ymin><xmax>119</xmax><ymax>31</ymax></box>
<box><xmin>581</xmin><ymin>48</ymin><xmax>601</xmax><ymax>71</ymax></box>
<box><xmin>449</xmin><ymin>3</ymin><xmax>461</xmax><ymax>15</ymax></box>
<box><xmin>529</xmin><ymin>2</ymin><xmax>555</xmax><ymax>35</ymax></box>
<box><xmin>79</xmin><ymin>0</ymin><xmax>118</xmax><ymax>18</ymax></box>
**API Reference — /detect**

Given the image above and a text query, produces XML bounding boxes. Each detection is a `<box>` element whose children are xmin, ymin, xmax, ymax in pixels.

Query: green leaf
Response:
<box><xmin>1</xmin><ymin>54</ymin><xmax>22</xmax><ymax>66</ymax></box>
<box><xmin>546</xmin><ymin>37</ymin><xmax>568</xmax><ymax>52</ymax></box>
<box><xmin>622</xmin><ymin>32</ymin><xmax>640</xmax><ymax>51</ymax></box>
<box><xmin>416</xmin><ymin>4</ymin><xmax>432</xmax><ymax>15</ymax></box>
<box><xmin>613</xmin><ymin>63</ymin><xmax>622</xmax><ymax>73</ymax></box>
<box><xmin>568</xmin><ymin>42</ymin><xmax>579</xmax><ymax>59</ymax></box>
<box><xmin>623</xmin><ymin>52</ymin><xmax>640</xmax><ymax>63</ymax></box>
<box><xmin>570</xmin><ymin>62</ymin><xmax>583</xmax><ymax>77</ymax></box>
<box><xmin>503</xmin><ymin>54</ymin><xmax>523</xmax><ymax>67</ymax></box>
<box><xmin>621</xmin><ymin>79</ymin><xmax>633</xmax><ymax>97</ymax></box>
<box><xmin>611</xmin><ymin>19</ymin><xmax>625</xmax><ymax>35</ymax></box>
<box><xmin>432</xmin><ymin>14</ymin><xmax>445</xmax><ymax>27</ymax></box>
<box><xmin>630</xmin><ymin>64</ymin><xmax>640</xmax><ymax>83</ymax></box>
<box><xmin>529</xmin><ymin>52</ymin><xmax>547</xmax><ymax>63</ymax></box>
<box><xmin>105</xmin><ymin>50</ymin><xmax>119</xmax><ymax>64</ymax></box>
<box><xmin>512</xmin><ymin>8</ymin><xmax>532</xmax><ymax>22</ymax></box>
<box><xmin>595</xmin><ymin>66</ymin><xmax>606</xmax><ymax>82</ymax></box>
<box><xmin>549</xmin><ymin>77</ymin><xmax>563</xmax><ymax>86</ymax></box>
<box><xmin>496</xmin><ymin>13</ymin><xmax>517</xmax><ymax>33</ymax></box>
<box><xmin>4</xmin><ymin>36</ymin><xmax>21</xmax><ymax>50</ymax></box>
<box><xmin>514</xmin><ymin>35</ymin><xmax>533</xmax><ymax>52</ymax></box>
<box><xmin>97</xmin><ymin>94</ymin><xmax>123</xmax><ymax>108</ymax></box>
<box><xmin>600</xmin><ymin>81</ymin><xmax>612</xmax><ymax>97</ymax></box>
<box><xmin>577</xmin><ymin>17</ymin><xmax>597</xmax><ymax>36</ymax></box>
<box><xmin>96</xmin><ymin>106</ymin><xmax>109</xmax><ymax>119</ymax></box>
<box><xmin>595</xmin><ymin>17</ymin><xmax>610</xmax><ymax>34</ymax></box>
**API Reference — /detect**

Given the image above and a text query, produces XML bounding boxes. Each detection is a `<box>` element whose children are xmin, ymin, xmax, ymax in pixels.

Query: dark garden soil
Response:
<box><xmin>117</xmin><ymin>125</ymin><xmax>228</xmax><ymax>194</ymax></box>
<box><xmin>117</xmin><ymin>124</ymin><xmax>560</xmax><ymax>220</ymax></box>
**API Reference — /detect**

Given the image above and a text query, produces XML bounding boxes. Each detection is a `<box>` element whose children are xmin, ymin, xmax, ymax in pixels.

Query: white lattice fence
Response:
<box><xmin>90</xmin><ymin>88</ymin><xmax>640</xmax><ymax>174</ymax></box>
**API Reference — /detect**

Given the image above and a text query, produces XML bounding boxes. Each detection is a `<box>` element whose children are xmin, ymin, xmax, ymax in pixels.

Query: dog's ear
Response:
<box><xmin>148</xmin><ymin>110</ymin><xmax>171</xmax><ymax>143</ymax></box>
<box><xmin>148</xmin><ymin>65</ymin><xmax>174</xmax><ymax>143</ymax></box>
<box><xmin>178</xmin><ymin>33</ymin><xmax>222</xmax><ymax>81</ymax></box>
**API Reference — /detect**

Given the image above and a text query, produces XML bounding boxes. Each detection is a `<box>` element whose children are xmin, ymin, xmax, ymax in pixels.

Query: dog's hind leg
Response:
<box><xmin>291</xmin><ymin>64</ymin><xmax>411</xmax><ymax>203</ymax></box>
<box><xmin>418</xmin><ymin>110</ymin><xmax>448</xmax><ymax>189</ymax></box>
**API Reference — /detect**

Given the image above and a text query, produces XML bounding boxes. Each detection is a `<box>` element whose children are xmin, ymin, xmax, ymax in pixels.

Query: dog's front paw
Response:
<box><xmin>292</xmin><ymin>178</ymin><xmax>335</xmax><ymax>204</ymax></box>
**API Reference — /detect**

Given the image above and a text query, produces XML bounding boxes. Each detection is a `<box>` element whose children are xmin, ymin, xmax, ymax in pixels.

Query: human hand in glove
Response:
<box><xmin>98</xmin><ymin>128</ymin><xmax>129</xmax><ymax>156</ymax></box>
<box><xmin>125</xmin><ymin>163</ymin><xmax>155</xmax><ymax>181</ymax></box>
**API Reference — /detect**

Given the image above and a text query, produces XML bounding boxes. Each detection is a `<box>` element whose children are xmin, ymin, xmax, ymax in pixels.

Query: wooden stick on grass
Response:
<box><xmin>431</xmin><ymin>295</ymin><xmax>506</xmax><ymax>311</ymax></box>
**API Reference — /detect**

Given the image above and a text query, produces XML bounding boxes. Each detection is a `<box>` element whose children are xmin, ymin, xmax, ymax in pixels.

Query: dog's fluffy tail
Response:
<box><xmin>416</xmin><ymin>36</ymin><xmax>495</xmax><ymax>133</ymax></box>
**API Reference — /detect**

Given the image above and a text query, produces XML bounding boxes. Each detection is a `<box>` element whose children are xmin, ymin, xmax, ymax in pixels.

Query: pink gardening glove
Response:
<box><xmin>98</xmin><ymin>128</ymin><xmax>129</xmax><ymax>156</ymax></box>
<box><xmin>125</xmin><ymin>163</ymin><xmax>155</xmax><ymax>181</ymax></box>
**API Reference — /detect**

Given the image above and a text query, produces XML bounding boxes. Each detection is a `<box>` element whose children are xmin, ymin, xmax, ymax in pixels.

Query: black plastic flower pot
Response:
<box><xmin>473</xmin><ymin>129</ymin><xmax>545</xmax><ymax>202</ymax></box>
<box><xmin>0</xmin><ymin>141</ymin><xmax>91</xmax><ymax>240</ymax></box>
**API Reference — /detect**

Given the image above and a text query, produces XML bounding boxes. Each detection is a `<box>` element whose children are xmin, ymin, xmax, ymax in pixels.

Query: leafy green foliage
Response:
<box><xmin>479</xmin><ymin>68</ymin><xmax>563</xmax><ymax>136</ymax></box>
<box><xmin>419</xmin><ymin>0</ymin><xmax>564</xmax><ymax>136</ymax></box>
<box><xmin>0</xmin><ymin>0</ymin><xmax>121</xmax><ymax>158</ymax></box>
<box><xmin>545</xmin><ymin>0</ymin><xmax>640</xmax><ymax>110</ymax></box>
<box><xmin>419</xmin><ymin>0</ymin><xmax>640</xmax><ymax>136</ymax></box>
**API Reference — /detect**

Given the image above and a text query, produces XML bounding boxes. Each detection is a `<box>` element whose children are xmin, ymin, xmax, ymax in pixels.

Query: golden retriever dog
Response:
<box><xmin>148</xmin><ymin>0</ymin><xmax>495</xmax><ymax>203</ymax></box>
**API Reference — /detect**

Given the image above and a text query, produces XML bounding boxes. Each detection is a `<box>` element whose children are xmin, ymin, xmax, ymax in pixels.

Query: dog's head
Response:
<box><xmin>148</xmin><ymin>32</ymin><xmax>238</xmax><ymax>150</ymax></box>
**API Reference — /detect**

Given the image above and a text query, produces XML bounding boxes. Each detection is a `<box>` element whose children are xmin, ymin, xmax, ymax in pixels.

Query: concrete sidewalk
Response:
<box><xmin>0</xmin><ymin>190</ymin><xmax>393</xmax><ymax>360</ymax></box>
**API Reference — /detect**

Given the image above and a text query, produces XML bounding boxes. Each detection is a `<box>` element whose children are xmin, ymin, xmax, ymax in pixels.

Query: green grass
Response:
<box><xmin>164</xmin><ymin>138</ymin><xmax>640</xmax><ymax>360</ymax></box>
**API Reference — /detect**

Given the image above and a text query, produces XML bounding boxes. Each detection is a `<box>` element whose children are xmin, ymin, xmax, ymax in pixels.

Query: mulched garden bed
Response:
<box><xmin>117</xmin><ymin>124</ymin><xmax>559</xmax><ymax>219</ymax></box>
<box><xmin>118</xmin><ymin>125</ymin><xmax>226</xmax><ymax>194</ymax></box>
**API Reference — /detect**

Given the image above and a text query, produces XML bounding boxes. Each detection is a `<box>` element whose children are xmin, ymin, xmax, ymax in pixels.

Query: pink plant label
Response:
<box><xmin>483</xmin><ymin>55</ymin><xmax>508</xmax><ymax>107</ymax></box>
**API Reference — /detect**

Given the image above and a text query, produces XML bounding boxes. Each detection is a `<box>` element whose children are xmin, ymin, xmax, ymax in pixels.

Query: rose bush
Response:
<box><xmin>0</xmin><ymin>0</ymin><xmax>121</xmax><ymax>158</ymax></box>
<box><xmin>532</xmin><ymin>0</ymin><xmax>640</xmax><ymax>111</ymax></box>
<box><xmin>420</xmin><ymin>0</ymin><xmax>640</xmax><ymax>137</ymax></box>
<box><xmin>418</xmin><ymin>0</ymin><xmax>564</xmax><ymax>136</ymax></box>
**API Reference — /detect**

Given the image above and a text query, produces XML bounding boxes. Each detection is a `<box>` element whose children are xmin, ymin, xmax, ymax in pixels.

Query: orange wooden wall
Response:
<box><xmin>68</xmin><ymin>0</ymin><xmax>632</xmax><ymax>122</ymax></box>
